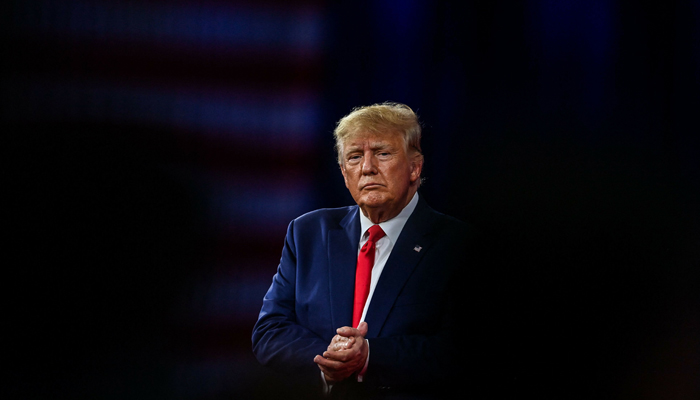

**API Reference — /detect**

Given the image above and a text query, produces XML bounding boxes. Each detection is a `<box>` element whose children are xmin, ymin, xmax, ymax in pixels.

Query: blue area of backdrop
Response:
<box><xmin>5</xmin><ymin>1</ymin><xmax>699</xmax><ymax>399</ymax></box>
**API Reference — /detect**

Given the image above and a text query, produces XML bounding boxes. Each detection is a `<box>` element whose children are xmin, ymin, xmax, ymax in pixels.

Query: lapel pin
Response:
<box><xmin>413</xmin><ymin>245</ymin><xmax>422</xmax><ymax>252</ymax></box>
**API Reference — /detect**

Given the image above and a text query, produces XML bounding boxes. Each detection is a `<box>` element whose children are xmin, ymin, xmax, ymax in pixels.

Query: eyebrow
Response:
<box><xmin>344</xmin><ymin>142</ymin><xmax>393</xmax><ymax>154</ymax></box>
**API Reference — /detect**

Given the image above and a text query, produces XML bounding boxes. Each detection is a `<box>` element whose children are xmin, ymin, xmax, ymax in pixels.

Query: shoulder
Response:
<box><xmin>293</xmin><ymin>205</ymin><xmax>357</xmax><ymax>223</ymax></box>
<box><xmin>289</xmin><ymin>205</ymin><xmax>357</xmax><ymax>231</ymax></box>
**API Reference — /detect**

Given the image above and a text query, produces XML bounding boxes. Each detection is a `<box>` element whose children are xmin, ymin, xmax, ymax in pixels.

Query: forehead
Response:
<box><xmin>342</xmin><ymin>129</ymin><xmax>404</xmax><ymax>151</ymax></box>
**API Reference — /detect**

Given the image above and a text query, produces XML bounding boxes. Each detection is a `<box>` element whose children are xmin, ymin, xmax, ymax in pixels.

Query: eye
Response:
<box><xmin>346</xmin><ymin>154</ymin><xmax>362</xmax><ymax>164</ymax></box>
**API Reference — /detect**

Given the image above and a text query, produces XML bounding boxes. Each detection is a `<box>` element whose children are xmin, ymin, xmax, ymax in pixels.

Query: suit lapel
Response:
<box><xmin>364</xmin><ymin>196</ymin><xmax>439</xmax><ymax>338</ymax></box>
<box><xmin>327</xmin><ymin>206</ymin><xmax>361</xmax><ymax>330</ymax></box>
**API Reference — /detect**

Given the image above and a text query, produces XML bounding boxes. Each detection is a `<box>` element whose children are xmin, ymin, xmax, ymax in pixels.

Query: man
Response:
<box><xmin>252</xmin><ymin>102</ymin><xmax>479</xmax><ymax>398</ymax></box>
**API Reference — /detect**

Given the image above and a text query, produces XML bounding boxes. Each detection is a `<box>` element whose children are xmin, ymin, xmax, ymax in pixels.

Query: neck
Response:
<box><xmin>361</xmin><ymin>208</ymin><xmax>396</xmax><ymax>224</ymax></box>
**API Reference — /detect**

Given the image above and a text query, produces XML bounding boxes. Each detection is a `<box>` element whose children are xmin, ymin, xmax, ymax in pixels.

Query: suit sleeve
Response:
<box><xmin>251</xmin><ymin>219</ymin><xmax>328</xmax><ymax>384</ymax></box>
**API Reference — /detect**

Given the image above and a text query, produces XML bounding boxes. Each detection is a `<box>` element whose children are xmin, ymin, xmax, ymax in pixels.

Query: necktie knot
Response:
<box><xmin>366</xmin><ymin>224</ymin><xmax>386</xmax><ymax>244</ymax></box>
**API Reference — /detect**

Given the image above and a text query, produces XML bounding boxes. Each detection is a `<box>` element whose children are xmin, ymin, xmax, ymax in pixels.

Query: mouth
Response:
<box><xmin>361</xmin><ymin>183</ymin><xmax>383</xmax><ymax>190</ymax></box>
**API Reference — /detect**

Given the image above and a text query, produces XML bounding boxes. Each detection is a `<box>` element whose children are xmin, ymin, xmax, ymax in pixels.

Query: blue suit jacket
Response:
<box><xmin>252</xmin><ymin>195</ymin><xmax>477</xmax><ymax>396</ymax></box>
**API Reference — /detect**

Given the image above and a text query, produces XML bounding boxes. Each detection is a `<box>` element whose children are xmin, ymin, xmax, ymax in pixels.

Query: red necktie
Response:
<box><xmin>352</xmin><ymin>224</ymin><xmax>386</xmax><ymax>328</ymax></box>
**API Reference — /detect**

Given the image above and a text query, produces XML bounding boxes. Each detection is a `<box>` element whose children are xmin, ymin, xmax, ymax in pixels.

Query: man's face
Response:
<box><xmin>340</xmin><ymin>130</ymin><xmax>422</xmax><ymax>222</ymax></box>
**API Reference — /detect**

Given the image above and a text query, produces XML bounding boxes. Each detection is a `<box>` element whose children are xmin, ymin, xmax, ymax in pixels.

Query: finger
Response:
<box><xmin>332</xmin><ymin>334</ymin><xmax>350</xmax><ymax>342</ymax></box>
<box><xmin>314</xmin><ymin>355</ymin><xmax>342</xmax><ymax>368</ymax></box>
<box><xmin>335</xmin><ymin>336</ymin><xmax>354</xmax><ymax>349</ymax></box>
<box><xmin>335</xmin><ymin>336</ymin><xmax>356</xmax><ymax>350</ymax></box>
<box><xmin>318</xmin><ymin>357</ymin><xmax>358</xmax><ymax>376</ymax></box>
<box><xmin>357</xmin><ymin>321</ymin><xmax>369</xmax><ymax>336</ymax></box>
<box><xmin>329</xmin><ymin>341</ymin><xmax>347</xmax><ymax>352</ymax></box>
<box><xmin>323</xmin><ymin>349</ymin><xmax>352</xmax><ymax>362</ymax></box>
<box><xmin>330</xmin><ymin>336</ymin><xmax>349</xmax><ymax>347</ymax></box>
<box><xmin>336</xmin><ymin>326</ymin><xmax>360</xmax><ymax>337</ymax></box>
<box><xmin>325</xmin><ymin>340</ymin><xmax>365</xmax><ymax>359</ymax></box>
<box><xmin>333</xmin><ymin>336</ymin><xmax>350</xmax><ymax>346</ymax></box>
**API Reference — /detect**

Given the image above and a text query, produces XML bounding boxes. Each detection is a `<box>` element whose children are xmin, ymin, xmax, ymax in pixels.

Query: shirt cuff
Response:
<box><xmin>321</xmin><ymin>371</ymin><xmax>334</xmax><ymax>396</ymax></box>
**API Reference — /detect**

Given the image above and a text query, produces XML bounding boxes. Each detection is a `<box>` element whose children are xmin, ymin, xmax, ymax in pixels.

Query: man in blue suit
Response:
<box><xmin>252</xmin><ymin>103</ymin><xmax>478</xmax><ymax>398</ymax></box>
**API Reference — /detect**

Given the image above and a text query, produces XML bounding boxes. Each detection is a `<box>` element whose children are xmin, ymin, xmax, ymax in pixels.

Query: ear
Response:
<box><xmin>409</xmin><ymin>156</ymin><xmax>423</xmax><ymax>184</ymax></box>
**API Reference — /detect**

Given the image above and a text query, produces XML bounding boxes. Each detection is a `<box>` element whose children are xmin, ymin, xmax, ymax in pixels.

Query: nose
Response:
<box><xmin>361</xmin><ymin>152</ymin><xmax>378</xmax><ymax>175</ymax></box>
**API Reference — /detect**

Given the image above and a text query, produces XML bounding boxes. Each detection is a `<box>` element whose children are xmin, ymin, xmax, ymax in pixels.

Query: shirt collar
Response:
<box><xmin>359</xmin><ymin>192</ymin><xmax>419</xmax><ymax>245</ymax></box>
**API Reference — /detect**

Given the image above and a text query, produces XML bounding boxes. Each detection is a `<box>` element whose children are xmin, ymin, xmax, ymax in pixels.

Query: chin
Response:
<box><xmin>359</xmin><ymin>194</ymin><xmax>391</xmax><ymax>209</ymax></box>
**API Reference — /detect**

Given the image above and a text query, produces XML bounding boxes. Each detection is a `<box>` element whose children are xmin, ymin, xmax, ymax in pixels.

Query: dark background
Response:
<box><xmin>4</xmin><ymin>1</ymin><xmax>699</xmax><ymax>399</ymax></box>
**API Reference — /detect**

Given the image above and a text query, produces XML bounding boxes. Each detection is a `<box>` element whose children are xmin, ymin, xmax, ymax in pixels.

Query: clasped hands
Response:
<box><xmin>313</xmin><ymin>322</ymin><xmax>369</xmax><ymax>383</ymax></box>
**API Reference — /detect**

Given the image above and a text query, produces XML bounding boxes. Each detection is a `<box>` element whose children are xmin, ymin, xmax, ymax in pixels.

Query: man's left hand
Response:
<box><xmin>313</xmin><ymin>322</ymin><xmax>369</xmax><ymax>382</ymax></box>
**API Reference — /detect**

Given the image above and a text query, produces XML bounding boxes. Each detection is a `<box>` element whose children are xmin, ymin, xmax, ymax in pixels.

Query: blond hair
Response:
<box><xmin>333</xmin><ymin>102</ymin><xmax>423</xmax><ymax>166</ymax></box>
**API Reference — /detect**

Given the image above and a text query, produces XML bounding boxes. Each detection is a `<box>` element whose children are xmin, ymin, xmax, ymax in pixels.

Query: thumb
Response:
<box><xmin>358</xmin><ymin>321</ymin><xmax>368</xmax><ymax>337</ymax></box>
